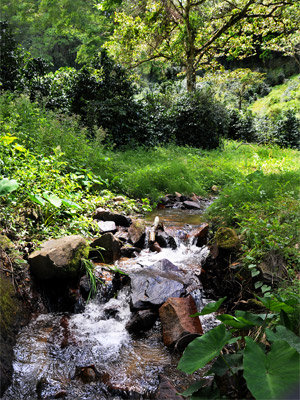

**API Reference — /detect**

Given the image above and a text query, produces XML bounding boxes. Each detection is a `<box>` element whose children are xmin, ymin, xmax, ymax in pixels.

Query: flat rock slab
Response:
<box><xmin>129</xmin><ymin>259</ymin><xmax>187</xmax><ymax>310</ymax></box>
<box><xmin>28</xmin><ymin>235</ymin><xmax>89</xmax><ymax>280</ymax></box>
<box><xmin>159</xmin><ymin>296</ymin><xmax>203</xmax><ymax>349</ymax></box>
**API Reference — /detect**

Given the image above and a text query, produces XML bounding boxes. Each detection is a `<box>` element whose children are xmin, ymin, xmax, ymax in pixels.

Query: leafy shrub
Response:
<box><xmin>178</xmin><ymin>295</ymin><xmax>300</xmax><ymax>399</ymax></box>
<box><xmin>227</xmin><ymin>109</ymin><xmax>256</xmax><ymax>142</ymax></box>
<box><xmin>273</xmin><ymin>110</ymin><xmax>300</xmax><ymax>149</ymax></box>
<box><xmin>171</xmin><ymin>89</ymin><xmax>227</xmax><ymax>149</ymax></box>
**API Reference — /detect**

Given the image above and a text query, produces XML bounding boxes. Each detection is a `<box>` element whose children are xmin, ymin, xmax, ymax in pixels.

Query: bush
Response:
<box><xmin>171</xmin><ymin>89</ymin><xmax>227</xmax><ymax>149</ymax></box>
<box><xmin>227</xmin><ymin>109</ymin><xmax>256</xmax><ymax>142</ymax></box>
<box><xmin>273</xmin><ymin>110</ymin><xmax>300</xmax><ymax>149</ymax></box>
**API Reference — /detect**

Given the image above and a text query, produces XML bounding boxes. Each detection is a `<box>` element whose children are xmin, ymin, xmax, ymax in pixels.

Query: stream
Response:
<box><xmin>2</xmin><ymin>208</ymin><xmax>218</xmax><ymax>400</ymax></box>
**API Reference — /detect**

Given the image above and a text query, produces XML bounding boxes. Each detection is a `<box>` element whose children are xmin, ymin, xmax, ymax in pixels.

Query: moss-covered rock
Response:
<box><xmin>28</xmin><ymin>235</ymin><xmax>89</xmax><ymax>281</ymax></box>
<box><xmin>215</xmin><ymin>227</ymin><xmax>239</xmax><ymax>250</ymax></box>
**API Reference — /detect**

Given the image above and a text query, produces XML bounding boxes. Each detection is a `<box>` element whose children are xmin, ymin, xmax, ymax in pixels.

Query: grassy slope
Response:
<box><xmin>250</xmin><ymin>74</ymin><xmax>300</xmax><ymax>117</ymax></box>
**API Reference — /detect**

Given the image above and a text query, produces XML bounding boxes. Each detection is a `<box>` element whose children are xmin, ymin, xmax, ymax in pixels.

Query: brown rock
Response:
<box><xmin>90</xmin><ymin>233</ymin><xmax>122</xmax><ymax>263</ymax></box>
<box><xmin>159</xmin><ymin>296</ymin><xmax>203</xmax><ymax>349</ymax></box>
<box><xmin>190</xmin><ymin>223</ymin><xmax>209</xmax><ymax>247</ymax></box>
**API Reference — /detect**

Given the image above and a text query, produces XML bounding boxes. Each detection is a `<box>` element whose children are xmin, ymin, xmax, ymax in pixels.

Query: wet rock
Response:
<box><xmin>120</xmin><ymin>244</ymin><xmax>141</xmax><ymax>258</ymax></box>
<box><xmin>75</xmin><ymin>365</ymin><xmax>98</xmax><ymax>383</ymax></box>
<box><xmin>96</xmin><ymin>220</ymin><xmax>117</xmax><ymax>234</ymax></box>
<box><xmin>94</xmin><ymin>207</ymin><xmax>131</xmax><ymax>227</ymax></box>
<box><xmin>191</xmin><ymin>223</ymin><xmax>209</xmax><ymax>247</ymax></box>
<box><xmin>159</xmin><ymin>296</ymin><xmax>203</xmax><ymax>349</ymax></box>
<box><xmin>128</xmin><ymin>219</ymin><xmax>146</xmax><ymax>248</ymax></box>
<box><xmin>28</xmin><ymin>235</ymin><xmax>89</xmax><ymax>281</ymax></box>
<box><xmin>155</xmin><ymin>376</ymin><xmax>184</xmax><ymax>399</ymax></box>
<box><xmin>90</xmin><ymin>233</ymin><xmax>123</xmax><ymax>263</ymax></box>
<box><xmin>126</xmin><ymin>310</ymin><xmax>158</xmax><ymax>333</ymax></box>
<box><xmin>150</xmin><ymin>241</ymin><xmax>162</xmax><ymax>253</ymax></box>
<box><xmin>156</xmin><ymin>231</ymin><xmax>177</xmax><ymax>250</ymax></box>
<box><xmin>183</xmin><ymin>200</ymin><xmax>201</xmax><ymax>210</ymax></box>
<box><xmin>130</xmin><ymin>259</ymin><xmax>187</xmax><ymax>310</ymax></box>
<box><xmin>215</xmin><ymin>227</ymin><xmax>239</xmax><ymax>250</ymax></box>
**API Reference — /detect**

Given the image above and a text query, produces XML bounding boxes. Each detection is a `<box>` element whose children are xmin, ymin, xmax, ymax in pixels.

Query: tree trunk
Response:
<box><xmin>186</xmin><ymin>56</ymin><xmax>196</xmax><ymax>92</ymax></box>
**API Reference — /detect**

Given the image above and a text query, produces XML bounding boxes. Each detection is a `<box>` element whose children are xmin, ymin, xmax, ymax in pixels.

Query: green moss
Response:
<box><xmin>68</xmin><ymin>242</ymin><xmax>90</xmax><ymax>273</ymax></box>
<box><xmin>0</xmin><ymin>273</ymin><xmax>20</xmax><ymax>337</ymax></box>
<box><xmin>215</xmin><ymin>227</ymin><xmax>239</xmax><ymax>250</ymax></box>
<box><xmin>0</xmin><ymin>235</ymin><xmax>13</xmax><ymax>251</ymax></box>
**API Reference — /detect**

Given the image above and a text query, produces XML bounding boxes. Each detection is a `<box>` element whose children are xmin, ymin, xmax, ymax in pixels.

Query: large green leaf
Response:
<box><xmin>178</xmin><ymin>324</ymin><xmax>232</xmax><ymax>374</ymax></box>
<box><xmin>266</xmin><ymin>326</ymin><xmax>300</xmax><ymax>354</ymax></box>
<box><xmin>191</xmin><ymin>297</ymin><xmax>227</xmax><ymax>317</ymax></box>
<box><xmin>0</xmin><ymin>178</ymin><xmax>19</xmax><ymax>196</ymax></box>
<box><xmin>42</xmin><ymin>192</ymin><xmax>62</xmax><ymax>208</ymax></box>
<box><xmin>244</xmin><ymin>337</ymin><xmax>300</xmax><ymax>400</ymax></box>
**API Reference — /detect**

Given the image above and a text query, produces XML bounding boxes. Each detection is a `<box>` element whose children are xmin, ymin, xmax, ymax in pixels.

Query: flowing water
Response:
<box><xmin>3</xmin><ymin>208</ymin><xmax>217</xmax><ymax>400</ymax></box>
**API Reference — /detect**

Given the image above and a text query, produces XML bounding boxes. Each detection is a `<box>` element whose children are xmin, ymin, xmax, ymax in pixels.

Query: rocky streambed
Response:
<box><xmin>1</xmin><ymin>194</ymin><xmax>238</xmax><ymax>400</ymax></box>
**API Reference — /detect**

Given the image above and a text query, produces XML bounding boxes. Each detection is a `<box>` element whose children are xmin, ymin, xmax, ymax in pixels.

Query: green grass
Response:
<box><xmin>1</xmin><ymin>92</ymin><xmax>299</xmax><ymax>279</ymax></box>
<box><xmin>250</xmin><ymin>74</ymin><xmax>300</xmax><ymax>118</ymax></box>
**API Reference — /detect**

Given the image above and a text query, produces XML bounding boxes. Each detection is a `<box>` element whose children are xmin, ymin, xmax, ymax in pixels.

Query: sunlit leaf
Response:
<box><xmin>0</xmin><ymin>178</ymin><xmax>19</xmax><ymax>196</ymax></box>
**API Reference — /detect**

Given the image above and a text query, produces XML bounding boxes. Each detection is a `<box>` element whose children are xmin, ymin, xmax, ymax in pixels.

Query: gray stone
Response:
<box><xmin>28</xmin><ymin>235</ymin><xmax>89</xmax><ymax>280</ymax></box>
<box><xmin>130</xmin><ymin>259</ymin><xmax>187</xmax><ymax>310</ymax></box>
<box><xmin>183</xmin><ymin>200</ymin><xmax>201</xmax><ymax>210</ymax></box>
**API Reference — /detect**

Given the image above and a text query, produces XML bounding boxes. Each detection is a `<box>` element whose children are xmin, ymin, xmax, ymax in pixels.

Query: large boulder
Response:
<box><xmin>94</xmin><ymin>208</ymin><xmax>131</xmax><ymax>227</ymax></box>
<box><xmin>90</xmin><ymin>233</ymin><xmax>123</xmax><ymax>263</ymax></box>
<box><xmin>28</xmin><ymin>235</ymin><xmax>89</xmax><ymax>281</ymax></box>
<box><xmin>129</xmin><ymin>259</ymin><xmax>188</xmax><ymax>310</ymax></box>
<box><xmin>159</xmin><ymin>296</ymin><xmax>203</xmax><ymax>349</ymax></box>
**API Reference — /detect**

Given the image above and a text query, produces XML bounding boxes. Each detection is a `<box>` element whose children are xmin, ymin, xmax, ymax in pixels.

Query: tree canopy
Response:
<box><xmin>105</xmin><ymin>0</ymin><xmax>300</xmax><ymax>90</ymax></box>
